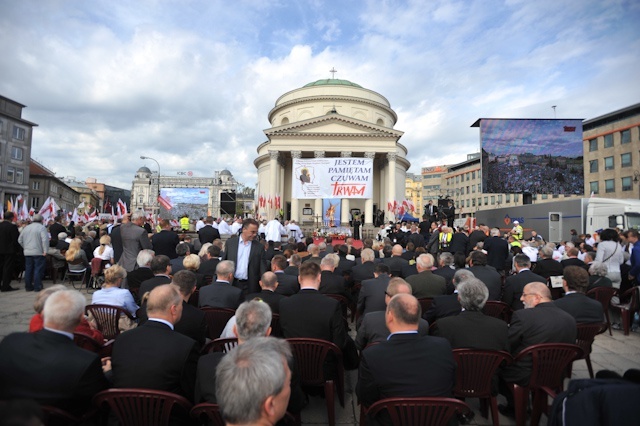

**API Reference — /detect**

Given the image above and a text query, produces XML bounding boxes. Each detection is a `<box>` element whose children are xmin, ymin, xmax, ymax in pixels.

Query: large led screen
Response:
<box><xmin>480</xmin><ymin>119</ymin><xmax>583</xmax><ymax>194</ymax></box>
<box><xmin>159</xmin><ymin>187</ymin><xmax>209</xmax><ymax>219</ymax></box>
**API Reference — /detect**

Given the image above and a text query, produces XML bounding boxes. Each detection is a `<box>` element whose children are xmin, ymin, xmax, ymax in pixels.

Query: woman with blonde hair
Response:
<box><xmin>198</xmin><ymin>243</ymin><xmax>212</xmax><ymax>259</ymax></box>
<box><xmin>93</xmin><ymin>234</ymin><xmax>115</xmax><ymax>266</ymax></box>
<box><xmin>91</xmin><ymin>264</ymin><xmax>139</xmax><ymax>317</ymax></box>
<box><xmin>65</xmin><ymin>238</ymin><xmax>89</xmax><ymax>281</ymax></box>
<box><xmin>183</xmin><ymin>253</ymin><xmax>206</xmax><ymax>288</ymax></box>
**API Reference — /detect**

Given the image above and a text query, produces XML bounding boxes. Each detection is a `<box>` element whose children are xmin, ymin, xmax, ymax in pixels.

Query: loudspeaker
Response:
<box><xmin>220</xmin><ymin>191</ymin><xmax>236</xmax><ymax>215</ymax></box>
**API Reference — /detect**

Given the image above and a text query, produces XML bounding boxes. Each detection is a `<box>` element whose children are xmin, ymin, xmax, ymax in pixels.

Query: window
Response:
<box><xmin>514</xmin><ymin>194</ymin><xmax>519</xmax><ymax>202</ymax></box>
<box><xmin>7</xmin><ymin>167</ymin><xmax>15</xmax><ymax>183</ymax></box>
<box><xmin>622</xmin><ymin>177</ymin><xmax>632</xmax><ymax>191</ymax></box>
<box><xmin>621</xmin><ymin>129</ymin><xmax>631</xmax><ymax>144</ymax></box>
<box><xmin>604</xmin><ymin>156</ymin><xmax>614</xmax><ymax>170</ymax></box>
<box><xmin>605</xmin><ymin>179</ymin><xmax>615</xmax><ymax>193</ymax></box>
<box><xmin>456</xmin><ymin>175</ymin><xmax>459</xmax><ymax>183</ymax></box>
<box><xmin>15</xmin><ymin>169</ymin><xmax>23</xmax><ymax>184</ymax></box>
<box><xmin>621</xmin><ymin>153</ymin><xmax>632</xmax><ymax>167</ymax></box>
<box><xmin>138</xmin><ymin>196</ymin><xmax>143</xmax><ymax>203</ymax></box>
<box><xmin>472</xmin><ymin>184</ymin><xmax>476</xmax><ymax>193</ymax></box>
<box><xmin>491</xmin><ymin>196</ymin><xmax>495</xmax><ymax>205</ymax></box>
<box><xmin>552</xmin><ymin>194</ymin><xmax>559</xmax><ymax>198</ymax></box>
<box><xmin>466</xmin><ymin>199</ymin><xmax>470</xmax><ymax>208</ymax></box>
<box><xmin>506</xmin><ymin>194</ymin><xmax>511</xmax><ymax>203</ymax></box>
<box><xmin>466</xmin><ymin>186</ymin><xmax>470</xmax><ymax>194</ymax></box>
<box><xmin>589</xmin><ymin>160</ymin><xmax>598</xmax><ymax>173</ymax></box>
<box><xmin>472</xmin><ymin>171</ymin><xmax>476</xmax><ymax>180</ymax></box>
<box><xmin>32</xmin><ymin>181</ymin><xmax>40</xmax><ymax>190</ymax></box>
<box><xmin>50</xmin><ymin>184</ymin><xmax>57</xmax><ymax>194</ymax></box>
<box><xmin>12</xmin><ymin>126</ymin><xmax>25</xmax><ymax>140</ymax></box>
<box><xmin>484</xmin><ymin>196</ymin><xmax>488</xmax><ymax>205</ymax></box>
<box><xmin>604</xmin><ymin>134</ymin><xmax>613</xmax><ymax>148</ymax></box>
<box><xmin>589</xmin><ymin>138</ymin><xmax>598</xmax><ymax>151</ymax></box>
<box><xmin>466</xmin><ymin>173</ymin><xmax>470</xmax><ymax>181</ymax></box>
<box><xmin>11</xmin><ymin>146</ymin><xmax>23</xmax><ymax>161</ymax></box>
<box><xmin>31</xmin><ymin>197</ymin><xmax>40</xmax><ymax>209</ymax></box>
<box><xmin>542</xmin><ymin>194</ymin><xmax>549</xmax><ymax>199</ymax></box>
<box><xmin>472</xmin><ymin>198</ymin><xmax>476</xmax><ymax>207</ymax></box>
<box><xmin>590</xmin><ymin>181</ymin><xmax>599</xmax><ymax>195</ymax></box>
<box><xmin>497</xmin><ymin>195</ymin><xmax>502</xmax><ymax>203</ymax></box>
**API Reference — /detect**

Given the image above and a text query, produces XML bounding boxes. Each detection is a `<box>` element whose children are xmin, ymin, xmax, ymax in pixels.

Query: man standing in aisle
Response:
<box><xmin>222</xmin><ymin>218</ymin><xmax>267</xmax><ymax>295</ymax></box>
<box><xmin>0</xmin><ymin>212</ymin><xmax>19</xmax><ymax>292</ymax></box>
<box><xmin>18</xmin><ymin>214</ymin><xmax>49</xmax><ymax>292</ymax></box>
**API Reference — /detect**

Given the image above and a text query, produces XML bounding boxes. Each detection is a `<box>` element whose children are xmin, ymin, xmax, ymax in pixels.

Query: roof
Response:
<box><xmin>303</xmin><ymin>79</ymin><xmax>362</xmax><ymax>88</ymax></box>
<box><xmin>219</xmin><ymin>169</ymin><xmax>232</xmax><ymax>176</ymax></box>
<box><xmin>29</xmin><ymin>160</ymin><xmax>55</xmax><ymax>177</ymax></box>
<box><xmin>137</xmin><ymin>166</ymin><xmax>151</xmax><ymax>173</ymax></box>
<box><xmin>583</xmin><ymin>103</ymin><xmax>640</xmax><ymax>131</ymax></box>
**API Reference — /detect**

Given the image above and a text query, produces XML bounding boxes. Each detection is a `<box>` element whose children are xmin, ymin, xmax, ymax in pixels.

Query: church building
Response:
<box><xmin>254</xmin><ymin>78</ymin><xmax>410</xmax><ymax>226</ymax></box>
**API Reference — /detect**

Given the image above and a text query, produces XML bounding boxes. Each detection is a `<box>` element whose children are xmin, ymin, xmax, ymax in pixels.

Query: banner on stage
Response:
<box><xmin>322</xmin><ymin>198</ymin><xmax>341</xmax><ymax>227</ymax></box>
<box><xmin>292</xmin><ymin>157</ymin><xmax>373</xmax><ymax>199</ymax></box>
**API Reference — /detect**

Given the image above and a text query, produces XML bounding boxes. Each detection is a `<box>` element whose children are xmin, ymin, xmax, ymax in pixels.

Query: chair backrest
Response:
<box><xmin>586</xmin><ymin>286</ymin><xmax>617</xmax><ymax>310</ymax></box>
<box><xmin>73</xmin><ymin>332</ymin><xmax>103</xmax><ymax>354</ymax></box>
<box><xmin>202</xmin><ymin>337</ymin><xmax>239</xmax><ymax>354</ymax></box>
<box><xmin>417</xmin><ymin>298</ymin><xmax>433</xmax><ymax>314</ymax></box>
<box><xmin>90</xmin><ymin>258</ymin><xmax>108</xmax><ymax>275</ymax></box>
<box><xmin>324</xmin><ymin>294</ymin><xmax>349</xmax><ymax>318</ymax></box>
<box><xmin>93</xmin><ymin>388</ymin><xmax>192</xmax><ymax>426</ymax></box>
<box><xmin>365</xmin><ymin>397</ymin><xmax>470</xmax><ymax>426</ymax></box>
<box><xmin>85</xmin><ymin>304</ymin><xmax>134</xmax><ymax>340</ymax></box>
<box><xmin>482</xmin><ymin>300</ymin><xmax>512</xmax><ymax>323</ymax></box>
<box><xmin>286</xmin><ymin>338</ymin><xmax>343</xmax><ymax>386</ymax></box>
<box><xmin>514</xmin><ymin>343</ymin><xmax>583</xmax><ymax>390</ymax></box>
<box><xmin>575</xmin><ymin>323</ymin><xmax>608</xmax><ymax>356</ymax></box>
<box><xmin>452</xmin><ymin>349</ymin><xmax>513</xmax><ymax>398</ymax></box>
<box><xmin>200</xmin><ymin>307</ymin><xmax>236</xmax><ymax>340</ymax></box>
<box><xmin>621</xmin><ymin>286</ymin><xmax>640</xmax><ymax>311</ymax></box>
<box><xmin>190</xmin><ymin>403</ymin><xmax>225</xmax><ymax>426</ymax></box>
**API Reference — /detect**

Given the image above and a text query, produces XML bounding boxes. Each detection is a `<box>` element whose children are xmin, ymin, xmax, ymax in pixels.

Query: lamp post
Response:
<box><xmin>634</xmin><ymin>170</ymin><xmax>640</xmax><ymax>200</ymax></box>
<box><xmin>140</xmin><ymin>156</ymin><xmax>161</xmax><ymax>215</ymax></box>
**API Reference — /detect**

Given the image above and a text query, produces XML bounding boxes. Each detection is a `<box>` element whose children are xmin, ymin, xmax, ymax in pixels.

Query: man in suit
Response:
<box><xmin>139</xmin><ymin>255</ymin><xmax>172</xmax><ymax>297</ymax></box>
<box><xmin>319</xmin><ymin>254</ymin><xmax>351</xmax><ymax>300</ymax></box>
<box><xmin>126</xmin><ymin>249</ymin><xmax>155</xmax><ymax>292</ymax></box>
<box><xmin>198</xmin><ymin>216</ymin><xmax>221</xmax><ymax>245</ymax></box>
<box><xmin>467</xmin><ymin>251</ymin><xmax>503</xmax><ymax>300</ymax></box>
<box><xmin>271</xmin><ymin>254</ymin><xmax>299</xmax><ymax>296</ymax></box>
<box><xmin>357</xmin><ymin>293</ymin><xmax>456</xmax><ymax>423</ymax></box>
<box><xmin>425</xmin><ymin>200</ymin><xmax>438</xmax><ymax>225</ymax></box>
<box><xmin>407</xmin><ymin>225</ymin><xmax>426</xmax><ymax>250</ymax></box>
<box><xmin>483</xmin><ymin>227</ymin><xmax>510</xmax><ymax>274</ymax></box>
<box><xmin>246</xmin><ymin>272</ymin><xmax>287</xmax><ymax>313</ymax></box>
<box><xmin>435</xmin><ymin>277</ymin><xmax>509</xmax><ymax>350</ymax></box>
<box><xmin>448</xmin><ymin>227</ymin><xmax>469</xmax><ymax>255</ymax></box>
<box><xmin>406</xmin><ymin>253</ymin><xmax>446</xmax><ymax>299</ymax></box>
<box><xmin>425</xmin><ymin>269</ymin><xmax>474</xmax><ymax>324</ymax></box>
<box><xmin>533</xmin><ymin>245</ymin><xmax>564</xmax><ymax>280</ymax></box>
<box><xmin>426</xmin><ymin>222</ymin><xmax>441</xmax><ymax>255</ymax></box>
<box><xmin>0</xmin><ymin>290</ymin><xmax>109</xmax><ymax>413</ymax></box>
<box><xmin>503</xmin><ymin>254</ymin><xmax>547</xmax><ymax>311</ymax></box>
<box><xmin>198</xmin><ymin>244</ymin><xmax>221</xmax><ymax>278</ymax></box>
<box><xmin>554</xmin><ymin>266</ymin><xmax>604</xmax><ymax>323</ymax></box>
<box><xmin>111</xmin><ymin>284</ymin><xmax>200</xmax><ymax>401</ymax></box>
<box><xmin>432</xmin><ymin>252</ymin><xmax>456</xmax><ymax>292</ymax></box>
<box><xmin>335</xmin><ymin>244</ymin><xmax>356</xmax><ymax>278</ymax></box>
<box><xmin>170</xmin><ymin>242</ymin><xmax>190</xmax><ymax>274</ymax></box>
<box><xmin>115</xmin><ymin>211</ymin><xmax>152</xmax><ymax>272</ymax></box>
<box><xmin>151</xmin><ymin>219</ymin><xmax>180</xmax><ymax>259</ymax></box>
<box><xmin>137</xmin><ymin>270</ymin><xmax>207</xmax><ymax>349</ymax></box>
<box><xmin>351</xmin><ymin>248</ymin><xmax>377</xmax><ymax>284</ymax></box>
<box><xmin>198</xmin><ymin>260</ymin><xmax>244</xmax><ymax>309</ymax></box>
<box><xmin>561</xmin><ymin>247</ymin><xmax>587</xmax><ymax>269</ymax></box>
<box><xmin>284</xmin><ymin>254</ymin><xmax>301</xmax><ymax>277</ymax></box>
<box><xmin>279</xmin><ymin>262</ymin><xmax>349</xmax><ymax>357</ymax></box>
<box><xmin>499</xmin><ymin>282</ymin><xmax>577</xmax><ymax>416</ymax></box>
<box><xmin>383</xmin><ymin>244</ymin><xmax>410</xmax><ymax>277</ymax></box>
<box><xmin>0</xmin><ymin>212</ymin><xmax>19</xmax><ymax>292</ymax></box>
<box><xmin>468</xmin><ymin>225</ymin><xmax>488</xmax><ymax>255</ymax></box>
<box><xmin>357</xmin><ymin>263</ymin><xmax>392</xmax><ymax>325</ymax></box>
<box><xmin>356</xmin><ymin>278</ymin><xmax>429</xmax><ymax>349</ymax></box>
<box><xmin>222</xmin><ymin>218</ymin><xmax>267</xmax><ymax>295</ymax></box>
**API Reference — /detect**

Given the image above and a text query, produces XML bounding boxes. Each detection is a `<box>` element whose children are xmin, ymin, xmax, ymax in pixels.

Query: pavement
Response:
<box><xmin>1</xmin><ymin>278</ymin><xmax>639</xmax><ymax>425</ymax></box>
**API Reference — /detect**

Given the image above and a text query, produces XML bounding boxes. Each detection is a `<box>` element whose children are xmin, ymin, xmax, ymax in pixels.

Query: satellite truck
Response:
<box><xmin>474</xmin><ymin>197</ymin><xmax>640</xmax><ymax>243</ymax></box>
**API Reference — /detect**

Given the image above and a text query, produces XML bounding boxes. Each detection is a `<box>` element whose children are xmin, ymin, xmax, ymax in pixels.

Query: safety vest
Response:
<box><xmin>513</xmin><ymin>225</ymin><xmax>523</xmax><ymax>240</ymax></box>
<box><xmin>180</xmin><ymin>216</ymin><xmax>190</xmax><ymax>230</ymax></box>
<box><xmin>439</xmin><ymin>232</ymin><xmax>452</xmax><ymax>250</ymax></box>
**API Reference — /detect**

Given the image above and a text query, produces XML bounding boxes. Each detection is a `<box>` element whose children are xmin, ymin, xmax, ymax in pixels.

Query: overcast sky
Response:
<box><xmin>1</xmin><ymin>0</ymin><xmax>638</xmax><ymax>191</ymax></box>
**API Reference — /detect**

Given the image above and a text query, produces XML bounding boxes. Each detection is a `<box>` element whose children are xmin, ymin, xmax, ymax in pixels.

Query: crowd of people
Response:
<box><xmin>0</xmin><ymin>208</ymin><xmax>639</xmax><ymax>425</ymax></box>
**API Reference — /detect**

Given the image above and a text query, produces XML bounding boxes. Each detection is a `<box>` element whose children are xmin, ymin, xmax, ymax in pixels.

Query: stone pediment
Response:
<box><xmin>264</xmin><ymin>114</ymin><xmax>403</xmax><ymax>138</ymax></box>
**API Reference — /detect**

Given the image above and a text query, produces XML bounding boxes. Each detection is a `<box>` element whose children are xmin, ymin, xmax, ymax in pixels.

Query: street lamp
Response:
<box><xmin>634</xmin><ymin>170</ymin><xmax>640</xmax><ymax>199</ymax></box>
<box><xmin>140</xmin><ymin>156</ymin><xmax>161</xmax><ymax>214</ymax></box>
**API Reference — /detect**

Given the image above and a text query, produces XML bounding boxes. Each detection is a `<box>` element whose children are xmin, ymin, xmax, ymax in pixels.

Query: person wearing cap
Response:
<box><xmin>510</xmin><ymin>221</ymin><xmax>523</xmax><ymax>241</ymax></box>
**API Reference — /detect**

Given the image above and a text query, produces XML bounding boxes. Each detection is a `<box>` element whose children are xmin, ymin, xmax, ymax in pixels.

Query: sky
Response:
<box><xmin>1</xmin><ymin>0</ymin><xmax>639</xmax><ymax>191</ymax></box>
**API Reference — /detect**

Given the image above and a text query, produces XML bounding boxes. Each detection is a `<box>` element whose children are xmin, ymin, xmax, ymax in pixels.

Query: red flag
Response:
<box><xmin>157</xmin><ymin>194</ymin><xmax>173</xmax><ymax>211</ymax></box>
<box><xmin>268</xmin><ymin>196</ymin><xmax>273</xmax><ymax>208</ymax></box>
<box><xmin>387</xmin><ymin>201</ymin><xmax>392</xmax><ymax>212</ymax></box>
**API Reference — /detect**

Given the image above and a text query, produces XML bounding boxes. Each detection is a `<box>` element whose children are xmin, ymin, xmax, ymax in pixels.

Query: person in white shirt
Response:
<box><xmin>230</xmin><ymin>218</ymin><xmax>243</xmax><ymax>235</ymax></box>
<box><xmin>217</xmin><ymin>218</ymin><xmax>233</xmax><ymax>235</ymax></box>
<box><xmin>285</xmin><ymin>220</ymin><xmax>304</xmax><ymax>243</ymax></box>
<box><xmin>195</xmin><ymin>218</ymin><xmax>205</xmax><ymax>232</ymax></box>
<box><xmin>93</xmin><ymin>235</ymin><xmax>115</xmax><ymax>266</ymax></box>
<box><xmin>265</xmin><ymin>218</ymin><xmax>285</xmax><ymax>243</ymax></box>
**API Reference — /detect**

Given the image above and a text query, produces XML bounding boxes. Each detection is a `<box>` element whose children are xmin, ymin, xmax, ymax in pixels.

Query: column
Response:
<box><xmin>278</xmin><ymin>157</ymin><xmax>285</xmax><ymax>218</ymax></box>
<box><xmin>314</xmin><ymin>151</ymin><xmax>324</xmax><ymax>226</ymax></box>
<box><xmin>364</xmin><ymin>152</ymin><xmax>375</xmax><ymax>226</ymax></box>
<box><xmin>387</xmin><ymin>153</ymin><xmax>397</xmax><ymax>222</ymax></box>
<box><xmin>269</xmin><ymin>150</ymin><xmax>279</xmax><ymax>218</ymax></box>
<box><xmin>340</xmin><ymin>151</ymin><xmax>352</xmax><ymax>226</ymax></box>
<box><xmin>290</xmin><ymin>150</ymin><xmax>301</xmax><ymax>222</ymax></box>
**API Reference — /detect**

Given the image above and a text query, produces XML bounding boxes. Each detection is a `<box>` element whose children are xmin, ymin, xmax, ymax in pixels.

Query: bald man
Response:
<box><xmin>382</xmin><ymin>244</ymin><xmax>410</xmax><ymax>277</ymax></box>
<box><xmin>111</xmin><ymin>284</ymin><xmax>199</xmax><ymax>401</ymax></box>
<box><xmin>498</xmin><ymin>282</ymin><xmax>576</xmax><ymax>416</ymax></box>
<box><xmin>357</xmin><ymin>293</ymin><xmax>455</xmax><ymax>416</ymax></box>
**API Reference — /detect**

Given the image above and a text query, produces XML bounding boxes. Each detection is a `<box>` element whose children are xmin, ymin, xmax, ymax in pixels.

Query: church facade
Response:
<box><xmin>254</xmin><ymin>79</ymin><xmax>410</xmax><ymax>226</ymax></box>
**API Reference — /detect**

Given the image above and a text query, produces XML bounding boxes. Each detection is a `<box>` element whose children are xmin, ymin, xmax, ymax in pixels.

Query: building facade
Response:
<box><xmin>404</xmin><ymin>172</ymin><xmax>422</xmax><ymax>218</ymax></box>
<box><xmin>0</xmin><ymin>95</ymin><xmax>37</xmax><ymax>209</ymax></box>
<box><xmin>29</xmin><ymin>160</ymin><xmax>79</xmax><ymax>214</ymax></box>
<box><xmin>130</xmin><ymin>167</ymin><xmax>238</xmax><ymax>217</ymax></box>
<box><xmin>583</xmin><ymin>103</ymin><xmax>640</xmax><ymax>199</ymax></box>
<box><xmin>254</xmin><ymin>79</ymin><xmax>410</xmax><ymax>225</ymax></box>
<box><xmin>63</xmin><ymin>177</ymin><xmax>100</xmax><ymax>214</ymax></box>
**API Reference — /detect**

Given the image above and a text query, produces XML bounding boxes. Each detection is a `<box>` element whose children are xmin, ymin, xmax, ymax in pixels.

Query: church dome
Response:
<box><xmin>137</xmin><ymin>166</ymin><xmax>151</xmax><ymax>174</ymax></box>
<box><xmin>219</xmin><ymin>169</ymin><xmax>232</xmax><ymax>176</ymax></box>
<box><xmin>303</xmin><ymin>79</ymin><xmax>362</xmax><ymax>88</ymax></box>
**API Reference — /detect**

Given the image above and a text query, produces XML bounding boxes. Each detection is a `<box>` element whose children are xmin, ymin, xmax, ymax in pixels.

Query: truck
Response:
<box><xmin>474</xmin><ymin>197</ymin><xmax>640</xmax><ymax>243</ymax></box>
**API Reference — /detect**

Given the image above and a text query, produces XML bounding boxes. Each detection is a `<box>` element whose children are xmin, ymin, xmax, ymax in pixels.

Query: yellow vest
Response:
<box><xmin>439</xmin><ymin>232</ymin><xmax>452</xmax><ymax>250</ymax></box>
<box><xmin>513</xmin><ymin>225</ymin><xmax>523</xmax><ymax>240</ymax></box>
<box><xmin>180</xmin><ymin>217</ymin><xmax>190</xmax><ymax>230</ymax></box>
